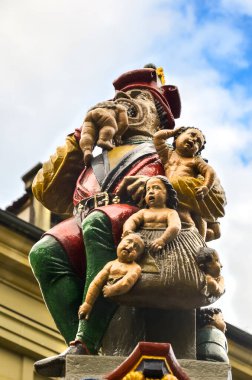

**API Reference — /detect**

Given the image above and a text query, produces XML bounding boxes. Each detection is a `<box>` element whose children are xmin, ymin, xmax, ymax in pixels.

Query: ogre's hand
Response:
<box><xmin>78</xmin><ymin>302</ymin><xmax>92</xmax><ymax>320</ymax></box>
<box><xmin>80</xmin><ymin>102</ymin><xmax>128</xmax><ymax>166</ymax></box>
<box><xmin>117</xmin><ymin>175</ymin><xmax>149</xmax><ymax>206</ymax></box>
<box><xmin>195</xmin><ymin>185</ymin><xmax>209</xmax><ymax>199</ymax></box>
<box><xmin>149</xmin><ymin>237</ymin><xmax>166</xmax><ymax>253</ymax></box>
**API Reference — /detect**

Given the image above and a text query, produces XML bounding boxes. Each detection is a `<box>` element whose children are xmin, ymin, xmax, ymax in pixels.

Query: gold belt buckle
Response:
<box><xmin>94</xmin><ymin>192</ymin><xmax>110</xmax><ymax>208</ymax></box>
<box><xmin>78</xmin><ymin>203</ymin><xmax>84</xmax><ymax>212</ymax></box>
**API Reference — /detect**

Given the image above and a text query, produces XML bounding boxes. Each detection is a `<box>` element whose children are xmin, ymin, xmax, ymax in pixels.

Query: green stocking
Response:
<box><xmin>75</xmin><ymin>211</ymin><xmax>118</xmax><ymax>353</ymax></box>
<box><xmin>29</xmin><ymin>235</ymin><xmax>84</xmax><ymax>344</ymax></box>
<box><xmin>29</xmin><ymin>211</ymin><xmax>118</xmax><ymax>353</ymax></box>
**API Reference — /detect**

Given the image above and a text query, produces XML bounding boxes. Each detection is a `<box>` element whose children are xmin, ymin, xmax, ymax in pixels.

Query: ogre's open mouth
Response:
<box><xmin>113</xmin><ymin>90</ymin><xmax>158</xmax><ymax>136</ymax></box>
<box><xmin>115</xmin><ymin>98</ymin><xmax>139</xmax><ymax>118</ymax></box>
<box><xmin>117</xmin><ymin>100</ymin><xmax>138</xmax><ymax>118</ymax></box>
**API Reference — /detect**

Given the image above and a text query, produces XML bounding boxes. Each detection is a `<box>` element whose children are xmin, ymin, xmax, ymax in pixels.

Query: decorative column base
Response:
<box><xmin>102</xmin><ymin>306</ymin><xmax>196</xmax><ymax>359</ymax></box>
<box><xmin>66</xmin><ymin>355</ymin><xmax>232</xmax><ymax>379</ymax></box>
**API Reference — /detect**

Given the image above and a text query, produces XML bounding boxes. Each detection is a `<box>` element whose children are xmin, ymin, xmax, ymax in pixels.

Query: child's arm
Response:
<box><xmin>195</xmin><ymin>157</ymin><xmax>216</xmax><ymax>198</ymax></box>
<box><xmin>153</xmin><ymin>130</ymin><xmax>175</xmax><ymax>165</ymax></box>
<box><xmin>103</xmin><ymin>264</ymin><xmax>142</xmax><ymax>297</ymax></box>
<box><xmin>206</xmin><ymin>275</ymin><xmax>225</xmax><ymax>296</ymax></box>
<box><xmin>150</xmin><ymin>209</ymin><xmax>181</xmax><ymax>252</ymax></box>
<box><xmin>78</xmin><ymin>262</ymin><xmax>112</xmax><ymax>320</ymax></box>
<box><xmin>216</xmin><ymin>276</ymin><xmax>225</xmax><ymax>295</ymax></box>
<box><xmin>122</xmin><ymin>209</ymin><xmax>144</xmax><ymax>237</ymax></box>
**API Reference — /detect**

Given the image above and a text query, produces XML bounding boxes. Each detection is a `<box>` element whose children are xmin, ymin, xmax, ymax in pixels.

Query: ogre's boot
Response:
<box><xmin>34</xmin><ymin>340</ymin><xmax>89</xmax><ymax>378</ymax></box>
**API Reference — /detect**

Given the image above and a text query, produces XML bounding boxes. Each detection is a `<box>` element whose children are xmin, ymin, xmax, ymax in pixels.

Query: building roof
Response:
<box><xmin>226</xmin><ymin>323</ymin><xmax>252</xmax><ymax>349</ymax></box>
<box><xmin>0</xmin><ymin>209</ymin><xmax>44</xmax><ymax>241</ymax></box>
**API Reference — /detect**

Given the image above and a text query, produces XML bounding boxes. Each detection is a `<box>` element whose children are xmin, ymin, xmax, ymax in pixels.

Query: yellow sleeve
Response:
<box><xmin>32</xmin><ymin>134</ymin><xmax>84</xmax><ymax>215</ymax></box>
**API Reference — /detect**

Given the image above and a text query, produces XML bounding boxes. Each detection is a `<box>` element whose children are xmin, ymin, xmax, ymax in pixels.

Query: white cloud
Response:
<box><xmin>221</xmin><ymin>0</ymin><xmax>252</xmax><ymax>15</ymax></box>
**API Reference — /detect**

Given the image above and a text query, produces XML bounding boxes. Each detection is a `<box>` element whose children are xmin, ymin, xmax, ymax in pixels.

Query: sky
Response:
<box><xmin>1</xmin><ymin>0</ymin><xmax>252</xmax><ymax>335</ymax></box>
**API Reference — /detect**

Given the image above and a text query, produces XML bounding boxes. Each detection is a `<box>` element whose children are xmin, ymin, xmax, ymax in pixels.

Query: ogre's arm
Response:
<box><xmin>32</xmin><ymin>133</ymin><xmax>84</xmax><ymax>215</ymax></box>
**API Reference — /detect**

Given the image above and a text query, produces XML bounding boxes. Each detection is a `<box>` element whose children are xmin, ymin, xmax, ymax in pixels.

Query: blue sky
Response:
<box><xmin>1</xmin><ymin>0</ymin><xmax>252</xmax><ymax>336</ymax></box>
<box><xmin>199</xmin><ymin>2</ymin><xmax>252</xmax><ymax>91</ymax></box>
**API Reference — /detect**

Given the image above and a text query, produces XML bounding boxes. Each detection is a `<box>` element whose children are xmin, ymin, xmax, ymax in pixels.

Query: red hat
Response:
<box><xmin>113</xmin><ymin>68</ymin><xmax>181</xmax><ymax>129</ymax></box>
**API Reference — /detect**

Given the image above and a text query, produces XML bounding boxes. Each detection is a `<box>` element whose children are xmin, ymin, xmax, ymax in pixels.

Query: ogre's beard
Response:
<box><xmin>114</xmin><ymin>90</ymin><xmax>160</xmax><ymax>138</ymax></box>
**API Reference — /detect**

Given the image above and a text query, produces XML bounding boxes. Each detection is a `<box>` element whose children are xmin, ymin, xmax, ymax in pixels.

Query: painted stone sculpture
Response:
<box><xmin>153</xmin><ymin>127</ymin><xmax>226</xmax><ymax>240</ymax></box>
<box><xmin>113</xmin><ymin>174</ymin><xmax>215</xmax><ymax>309</ymax></box>
<box><xmin>80</xmin><ymin>102</ymin><xmax>129</xmax><ymax>166</ymax></box>
<box><xmin>196</xmin><ymin>247</ymin><xmax>225</xmax><ymax>297</ymax></box>
<box><xmin>122</xmin><ymin>176</ymin><xmax>181</xmax><ymax>249</ymax></box>
<box><xmin>29</xmin><ymin>65</ymin><xmax>227</xmax><ymax>378</ymax></box>
<box><xmin>78</xmin><ymin>233</ymin><xmax>144</xmax><ymax>320</ymax></box>
<box><xmin>196</xmin><ymin>308</ymin><xmax>229</xmax><ymax>363</ymax></box>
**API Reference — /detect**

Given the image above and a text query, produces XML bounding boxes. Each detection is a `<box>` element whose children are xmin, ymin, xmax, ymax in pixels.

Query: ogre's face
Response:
<box><xmin>114</xmin><ymin>89</ymin><xmax>160</xmax><ymax>138</ymax></box>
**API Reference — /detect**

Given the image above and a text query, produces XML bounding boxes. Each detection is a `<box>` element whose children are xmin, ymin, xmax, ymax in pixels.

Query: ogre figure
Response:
<box><xmin>29</xmin><ymin>66</ymin><xmax>226</xmax><ymax>378</ymax></box>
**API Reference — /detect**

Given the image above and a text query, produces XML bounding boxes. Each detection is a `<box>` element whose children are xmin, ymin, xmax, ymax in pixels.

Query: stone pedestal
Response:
<box><xmin>66</xmin><ymin>355</ymin><xmax>232</xmax><ymax>380</ymax></box>
<box><xmin>102</xmin><ymin>306</ymin><xmax>196</xmax><ymax>359</ymax></box>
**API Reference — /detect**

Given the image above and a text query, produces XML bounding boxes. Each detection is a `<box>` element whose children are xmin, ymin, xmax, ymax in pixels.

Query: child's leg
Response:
<box><xmin>177</xmin><ymin>205</ymin><xmax>195</xmax><ymax>226</ymax></box>
<box><xmin>80</xmin><ymin>120</ymin><xmax>98</xmax><ymax>165</ymax></box>
<box><xmin>97</xmin><ymin>125</ymin><xmax>117</xmax><ymax>149</ymax></box>
<box><xmin>178</xmin><ymin>205</ymin><xmax>207</xmax><ymax>239</ymax></box>
<box><xmin>206</xmin><ymin>221</ymin><xmax>221</xmax><ymax>242</ymax></box>
<box><xmin>192</xmin><ymin>214</ymin><xmax>207</xmax><ymax>240</ymax></box>
<box><xmin>95</xmin><ymin>109</ymin><xmax>118</xmax><ymax>150</ymax></box>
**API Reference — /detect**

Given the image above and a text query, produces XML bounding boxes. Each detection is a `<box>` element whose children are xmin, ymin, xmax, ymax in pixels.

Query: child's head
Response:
<box><xmin>117</xmin><ymin>233</ymin><xmax>145</xmax><ymax>263</ymax></box>
<box><xmin>196</xmin><ymin>247</ymin><xmax>222</xmax><ymax>278</ymax></box>
<box><xmin>197</xmin><ymin>307</ymin><xmax>226</xmax><ymax>333</ymax></box>
<box><xmin>173</xmin><ymin>127</ymin><xmax>206</xmax><ymax>156</ymax></box>
<box><xmin>144</xmin><ymin>176</ymin><xmax>178</xmax><ymax>209</ymax></box>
